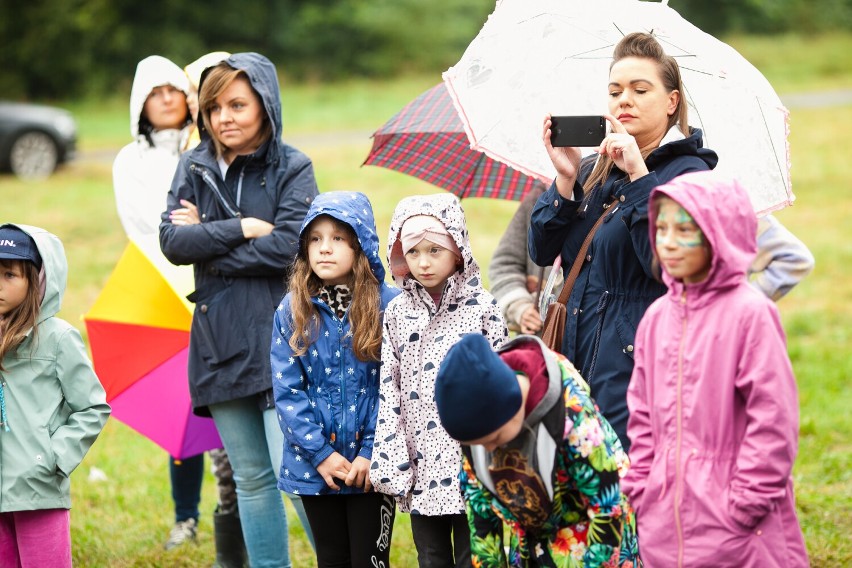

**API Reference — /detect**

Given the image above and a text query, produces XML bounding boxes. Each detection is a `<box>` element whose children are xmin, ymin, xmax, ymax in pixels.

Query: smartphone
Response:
<box><xmin>550</xmin><ymin>115</ymin><xmax>606</xmax><ymax>147</ymax></box>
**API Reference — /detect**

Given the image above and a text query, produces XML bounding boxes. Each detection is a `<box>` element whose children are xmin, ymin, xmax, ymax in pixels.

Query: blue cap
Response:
<box><xmin>0</xmin><ymin>225</ymin><xmax>42</xmax><ymax>270</ymax></box>
<box><xmin>435</xmin><ymin>334</ymin><xmax>522</xmax><ymax>442</ymax></box>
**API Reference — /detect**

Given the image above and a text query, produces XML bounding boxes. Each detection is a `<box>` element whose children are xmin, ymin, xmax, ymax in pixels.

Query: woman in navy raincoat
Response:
<box><xmin>159</xmin><ymin>53</ymin><xmax>317</xmax><ymax>567</ymax></box>
<box><xmin>529</xmin><ymin>33</ymin><xmax>717</xmax><ymax>450</ymax></box>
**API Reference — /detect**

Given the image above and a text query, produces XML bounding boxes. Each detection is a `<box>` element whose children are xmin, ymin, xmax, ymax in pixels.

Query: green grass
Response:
<box><xmin>1</xmin><ymin>33</ymin><xmax>850</xmax><ymax>567</ymax></box>
<box><xmin>725</xmin><ymin>32</ymin><xmax>852</xmax><ymax>93</ymax></box>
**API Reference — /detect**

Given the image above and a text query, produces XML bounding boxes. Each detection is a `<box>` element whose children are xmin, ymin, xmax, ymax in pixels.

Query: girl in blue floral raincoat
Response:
<box><xmin>271</xmin><ymin>191</ymin><xmax>399</xmax><ymax>567</ymax></box>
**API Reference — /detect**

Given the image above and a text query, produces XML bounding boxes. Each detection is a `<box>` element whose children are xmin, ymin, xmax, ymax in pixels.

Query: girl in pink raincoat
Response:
<box><xmin>623</xmin><ymin>170</ymin><xmax>808</xmax><ymax>567</ymax></box>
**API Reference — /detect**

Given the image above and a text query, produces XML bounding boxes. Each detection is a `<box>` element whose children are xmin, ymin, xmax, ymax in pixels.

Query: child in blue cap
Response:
<box><xmin>435</xmin><ymin>333</ymin><xmax>642</xmax><ymax>568</ymax></box>
<box><xmin>0</xmin><ymin>224</ymin><xmax>110</xmax><ymax>567</ymax></box>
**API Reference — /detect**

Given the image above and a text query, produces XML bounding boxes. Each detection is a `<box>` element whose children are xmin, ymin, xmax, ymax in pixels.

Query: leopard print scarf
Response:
<box><xmin>318</xmin><ymin>284</ymin><xmax>352</xmax><ymax>320</ymax></box>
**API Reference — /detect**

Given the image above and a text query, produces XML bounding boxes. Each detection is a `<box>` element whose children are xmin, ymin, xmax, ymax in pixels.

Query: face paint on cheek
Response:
<box><xmin>655</xmin><ymin>203</ymin><xmax>672</xmax><ymax>247</ymax></box>
<box><xmin>676</xmin><ymin>230</ymin><xmax>704</xmax><ymax>248</ymax></box>
<box><xmin>674</xmin><ymin>206</ymin><xmax>705</xmax><ymax>247</ymax></box>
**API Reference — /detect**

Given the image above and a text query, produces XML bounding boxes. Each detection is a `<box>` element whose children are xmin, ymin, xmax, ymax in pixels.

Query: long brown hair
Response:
<box><xmin>287</xmin><ymin>217</ymin><xmax>383</xmax><ymax>362</ymax></box>
<box><xmin>198</xmin><ymin>62</ymin><xmax>272</xmax><ymax>159</ymax></box>
<box><xmin>583</xmin><ymin>32</ymin><xmax>690</xmax><ymax>197</ymax></box>
<box><xmin>0</xmin><ymin>259</ymin><xmax>40</xmax><ymax>371</ymax></box>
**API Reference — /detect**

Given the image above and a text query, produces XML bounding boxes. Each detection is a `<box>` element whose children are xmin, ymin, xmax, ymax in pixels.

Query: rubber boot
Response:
<box><xmin>212</xmin><ymin>506</ymin><xmax>248</xmax><ymax>568</ymax></box>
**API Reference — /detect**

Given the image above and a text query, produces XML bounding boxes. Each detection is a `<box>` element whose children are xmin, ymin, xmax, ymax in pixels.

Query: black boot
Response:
<box><xmin>212</xmin><ymin>506</ymin><xmax>248</xmax><ymax>568</ymax></box>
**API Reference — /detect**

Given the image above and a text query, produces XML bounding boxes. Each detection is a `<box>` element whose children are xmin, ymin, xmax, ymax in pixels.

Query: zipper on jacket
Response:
<box><xmin>0</xmin><ymin>379</ymin><xmax>9</xmax><ymax>432</ymax></box>
<box><xmin>199</xmin><ymin>167</ymin><xmax>242</xmax><ymax>218</ymax></box>
<box><xmin>675</xmin><ymin>289</ymin><xmax>687</xmax><ymax>568</ymax></box>
<box><xmin>235</xmin><ymin>164</ymin><xmax>247</xmax><ymax>208</ymax></box>
<box><xmin>338</xmin><ymin>316</ymin><xmax>346</xmax><ymax>453</ymax></box>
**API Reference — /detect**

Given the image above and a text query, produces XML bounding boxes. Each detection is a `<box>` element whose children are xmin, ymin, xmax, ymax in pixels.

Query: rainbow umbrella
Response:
<box><xmin>84</xmin><ymin>239</ymin><xmax>221</xmax><ymax>458</ymax></box>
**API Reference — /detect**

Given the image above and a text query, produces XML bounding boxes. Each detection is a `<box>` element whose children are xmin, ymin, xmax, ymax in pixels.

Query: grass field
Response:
<box><xmin>1</xmin><ymin>33</ymin><xmax>850</xmax><ymax>567</ymax></box>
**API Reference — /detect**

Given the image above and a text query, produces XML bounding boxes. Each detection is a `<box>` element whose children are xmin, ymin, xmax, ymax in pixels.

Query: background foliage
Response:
<box><xmin>3</xmin><ymin>0</ymin><xmax>852</xmax><ymax>99</ymax></box>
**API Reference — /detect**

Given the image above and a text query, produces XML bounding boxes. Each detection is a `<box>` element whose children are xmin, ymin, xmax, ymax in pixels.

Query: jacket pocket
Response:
<box><xmin>614</xmin><ymin>313</ymin><xmax>637</xmax><ymax>361</ymax></box>
<box><xmin>190</xmin><ymin>285</ymin><xmax>249</xmax><ymax>367</ymax></box>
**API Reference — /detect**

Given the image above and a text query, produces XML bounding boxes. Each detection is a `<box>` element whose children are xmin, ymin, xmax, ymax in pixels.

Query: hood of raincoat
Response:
<box><xmin>196</xmin><ymin>52</ymin><xmax>283</xmax><ymax>163</ymax></box>
<box><xmin>649</xmin><ymin>170</ymin><xmax>757</xmax><ymax>299</ymax></box>
<box><xmin>128</xmin><ymin>55</ymin><xmax>190</xmax><ymax>139</ymax></box>
<box><xmin>184</xmin><ymin>51</ymin><xmax>231</xmax><ymax>90</ymax></box>
<box><xmin>387</xmin><ymin>193</ymin><xmax>478</xmax><ymax>292</ymax></box>
<box><xmin>299</xmin><ymin>191</ymin><xmax>385</xmax><ymax>282</ymax></box>
<box><xmin>0</xmin><ymin>224</ymin><xmax>65</xmax><ymax>324</ymax></box>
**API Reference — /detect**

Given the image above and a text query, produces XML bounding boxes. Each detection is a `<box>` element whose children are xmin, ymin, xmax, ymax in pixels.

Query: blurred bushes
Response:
<box><xmin>2</xmin><ymin>0</ymin><xmax>850</xmax><ymax>100</ymax></box>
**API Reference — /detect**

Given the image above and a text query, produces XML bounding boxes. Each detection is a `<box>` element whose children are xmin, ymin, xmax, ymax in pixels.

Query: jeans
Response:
<box><xmin>210</xmin><ymin>395</ymin><xmax>314</xmax><ymax>568</ymax></box>
<box><xmin>170</xmin><ymin>453</ymin><xmax>204</xmax><ymax>523</ymax></box>
<box><xmin>263</xmin><ymin>401</ymin><xmax>316</xmax><ymax>550</ymax></box>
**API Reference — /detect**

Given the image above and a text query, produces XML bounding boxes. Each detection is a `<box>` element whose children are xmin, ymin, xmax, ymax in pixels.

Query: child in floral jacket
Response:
<box><xmin>435</xmin><ymin>333</ymin><xmax>641</xmax><ymax>568</ymax></box>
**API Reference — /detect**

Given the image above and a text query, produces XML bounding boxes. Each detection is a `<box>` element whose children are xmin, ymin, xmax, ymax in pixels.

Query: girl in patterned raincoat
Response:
<box><xmin>370</xmin><ymin>193</ymin><xmax>508</xmax><ymax>567</ymax></box>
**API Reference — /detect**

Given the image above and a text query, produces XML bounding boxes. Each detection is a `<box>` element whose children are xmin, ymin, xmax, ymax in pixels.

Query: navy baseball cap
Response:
<box><xmin>0</xmin><ymin>225</ymin><xmax>42</xmax><ymax>270</ymax></box>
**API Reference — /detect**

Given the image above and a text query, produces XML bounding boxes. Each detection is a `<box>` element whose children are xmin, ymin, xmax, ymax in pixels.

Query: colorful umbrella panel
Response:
<box><xmin>84</xmin><ymin>240</ymin><xmax>221</xmax><ymax>459</ymax></box>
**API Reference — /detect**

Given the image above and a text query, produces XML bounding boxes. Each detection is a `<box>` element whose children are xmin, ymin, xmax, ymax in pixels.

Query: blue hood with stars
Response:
<box><xmin>299</xmin><ymin>191</ymin><xmax>385</xmax><ymax>282</ymax></box>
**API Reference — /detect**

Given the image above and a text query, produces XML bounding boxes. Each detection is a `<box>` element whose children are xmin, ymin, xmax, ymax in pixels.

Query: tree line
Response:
<box><xmin>2</xmin><ymin>0</ymin><xmax>850</xmax><ymax>100</ymax></box>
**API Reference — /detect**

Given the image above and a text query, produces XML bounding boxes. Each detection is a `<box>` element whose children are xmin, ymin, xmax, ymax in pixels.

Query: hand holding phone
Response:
<box><xmin>550</xmin><ymin>115</ymin><xmax>606</xmax><ymax>147</ymax></box>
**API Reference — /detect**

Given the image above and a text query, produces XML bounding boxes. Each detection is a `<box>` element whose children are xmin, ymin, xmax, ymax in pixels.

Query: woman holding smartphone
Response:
<box><xmin>528</xmin><ymin>32</ymin><xmax>717</xmax><ymax>451</ymax></box>
<box><xmin>159</xmin><ymin>52</ymin><xmax>318</xmax><ymax>568</ymax></box>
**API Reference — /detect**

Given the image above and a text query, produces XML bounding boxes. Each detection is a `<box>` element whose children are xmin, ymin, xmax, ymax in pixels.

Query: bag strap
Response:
<box><xmin>553</xmin><ymin>197</ymin><xmax>621</xmax><ymax>306</ymax></box>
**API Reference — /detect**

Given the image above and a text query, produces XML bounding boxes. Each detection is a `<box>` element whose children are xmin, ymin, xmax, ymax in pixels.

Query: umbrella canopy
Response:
<box><xmin>84</xmin><ymin>240</ymin><xmax>221</xmax><ymax>458</ymax></box>
<box><xmin>364</xmin><ymin>82</ymin><xmax>547</xmax><ymax>201</ymax></box>
<box><xmin>443</xmin><ymin>0</ymin><xmax>793</xmax><ymax>215</ymax></box>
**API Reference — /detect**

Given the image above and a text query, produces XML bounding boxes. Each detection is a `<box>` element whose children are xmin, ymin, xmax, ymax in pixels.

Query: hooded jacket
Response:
<box><xmin>623</xmin><ymin>171</ymin><xmax>808</xmax><ymax>567</ymax></box>
<box><xmin>113</xmin><ymin>55</ymin><xmax>191</xmax><ymax>244</ymax></box>
<box><xmin>370</xmin><ymin>193</ymin><xmax>508</xmax><ymax>515</ymax></box>
<box><xmin>0</xmin><ymin>224</ymin><xmax>110</xmax><ymax>512</ymax></box>
<box><xmin>271</xmin><ymin>191</ymin><xmax>399</xmax><ymax>495</ymax></box>
<box><xmin>528</xmin><ymin>127</ymin><xmax>717</xmax><ymax>450</ymax></box>
<box><xmin>460</xmin><ymin>336</ymin><xmax>640</xmax><ymax>568</ymax></box>
<box><xmin>159</xmin><ymin>53</ymin><xmax>319</xmax><ymax>415</ymax></box>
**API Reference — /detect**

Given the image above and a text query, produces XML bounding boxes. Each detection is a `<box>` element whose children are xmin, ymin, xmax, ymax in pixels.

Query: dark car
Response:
<box><xmin>0</xmin><ymin>101</ymin><xmax>77</xmax><ymax>179</ymax></box>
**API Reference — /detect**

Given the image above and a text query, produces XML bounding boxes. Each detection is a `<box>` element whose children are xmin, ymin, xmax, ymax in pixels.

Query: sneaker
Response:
<box><xmin>164</xmin><ymin>518</ymin><xmax>198</xmax><ymax>550</ymax></box>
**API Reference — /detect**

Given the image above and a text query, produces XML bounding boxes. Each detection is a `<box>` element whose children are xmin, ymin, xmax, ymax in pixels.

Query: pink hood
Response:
<box><xmin>649</xmin><ymin>170</ymin><xmax>758</xmax><ymax>304</ymax></box>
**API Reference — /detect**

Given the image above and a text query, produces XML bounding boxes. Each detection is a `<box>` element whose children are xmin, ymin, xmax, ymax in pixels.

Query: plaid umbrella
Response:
<box><xmin>364</xmin><ymin>82</ymin><xmax>547</xmax><ymax>201</ymax></box>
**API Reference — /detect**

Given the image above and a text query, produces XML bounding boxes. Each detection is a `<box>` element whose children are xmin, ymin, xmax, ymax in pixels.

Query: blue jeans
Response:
<box><xmin>209</xmin><ymin>396</ymin><xmax>313</xmax><ymax>568</ymax></box>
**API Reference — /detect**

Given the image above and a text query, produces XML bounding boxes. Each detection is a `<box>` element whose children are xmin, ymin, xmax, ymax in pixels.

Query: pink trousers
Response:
<box><xmin>0</xmin><ymin>509</ymin><xmax>72</xmax><ymax>568</ymax></box>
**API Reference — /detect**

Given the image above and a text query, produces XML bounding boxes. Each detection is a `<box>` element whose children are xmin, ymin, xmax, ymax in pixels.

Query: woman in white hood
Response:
<box><xmin>110</xmin><ymin>55</ymin><xmax>205</xmax><ymax>552</ymax></box>
<box><xmin>113</xmin><ymin>55</ymin><xmax>192</xmax><ymax>242</ymax></box>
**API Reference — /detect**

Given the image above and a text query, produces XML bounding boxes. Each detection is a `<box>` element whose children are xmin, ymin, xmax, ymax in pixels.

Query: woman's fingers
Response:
<box><xmin>542</xmin><ymin>114</ymin><xmax>554</xmax><ymax>150</ymax></box>
<box><xmin>603</xmin><ymin>113</ymin><xmax>626</xmax><ymax>134</ymax></box>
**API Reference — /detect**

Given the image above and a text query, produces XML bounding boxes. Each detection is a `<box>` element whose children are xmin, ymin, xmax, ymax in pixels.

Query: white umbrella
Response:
<box><xmin>443</xmin><ymin>0</ymin><xmax>793</xmax><ymax>214</ymax></box>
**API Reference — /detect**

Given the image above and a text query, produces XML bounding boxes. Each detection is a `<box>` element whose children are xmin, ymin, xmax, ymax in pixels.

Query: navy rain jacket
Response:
<box><xmin>159</xmin><ymin>52</ymin><xmax>319</xmax><ymax>415</ymax></box>
<box><xmin>528</xmin><ymin>128</ymin><xmax>717</xmax><ymax>449</ymax></box>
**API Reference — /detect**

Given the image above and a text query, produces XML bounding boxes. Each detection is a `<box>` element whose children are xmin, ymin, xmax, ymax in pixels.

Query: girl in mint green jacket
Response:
<box><xmin>0</xmin><ymin>224</ymin><xmax>110</xmax><ymax>567</ymax></box>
